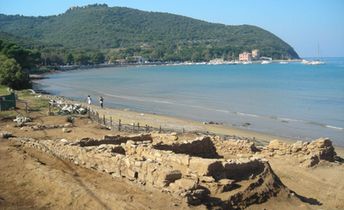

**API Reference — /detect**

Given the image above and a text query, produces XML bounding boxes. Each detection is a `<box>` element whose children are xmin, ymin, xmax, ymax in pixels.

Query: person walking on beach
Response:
<box><xmin>99</xmin><ymin>96</ymin><xmax>104</xmax><ymax>108</ymax></box>
<box><xmin>87</xmin><ymin>95</ymin><xmax>92</xmax><ymax>105</ymax></box>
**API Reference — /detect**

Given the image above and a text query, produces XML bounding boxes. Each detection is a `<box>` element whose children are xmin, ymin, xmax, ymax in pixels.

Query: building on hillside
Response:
<box><xmin>133</xmin><ymin>56</ymin><xmax>145</xmax><ymax>64</ymax></box>
<box><xmin>252</xmin><ymin>49</ymin><xmax>260</xmax><ymax>60</ymax></box>
<box><xmin>239</xmin><ymin>52</ymin><xmax>252</xmax><ymax>62</ymax></box>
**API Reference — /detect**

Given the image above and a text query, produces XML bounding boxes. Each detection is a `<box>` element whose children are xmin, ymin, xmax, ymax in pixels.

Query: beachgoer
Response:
<box><xmin>99</xmin><ymin>96</ymin><xmax>104</xmax><ymax>108</ymax></box>
<box><xmin>87</xmin><ymin>95</ymin><xmax>92</xmax><ymax>105</ymax></box>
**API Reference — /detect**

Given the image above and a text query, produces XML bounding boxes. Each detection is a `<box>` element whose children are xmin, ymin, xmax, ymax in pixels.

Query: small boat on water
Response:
<box><xmin>242</xmin><ymin>61</ymin><xmax>252</xmax><ymax>65</ymax></box>
<box><xmin>279</xmin><ymin>61</ymin><xmax>288</xmax><ymax>64</ymax></box>
<box><xmin>308</xmin><ymin>60</ymin><xmax>325</xmax><ymax>65</ymax></box>
<box><xmin>302</xmin><ymin>43</ymin><xmax>325</xmax><ymax>65</ymax></box>
<box><xmin>302</xmin><ymin>59</ymin><xmax>325</xmax><ymax>65</ymax></box>
<box><xmin>261</xmin><ymin>60</ymin><xmax>271</xmax><ymax>64</ymax></box>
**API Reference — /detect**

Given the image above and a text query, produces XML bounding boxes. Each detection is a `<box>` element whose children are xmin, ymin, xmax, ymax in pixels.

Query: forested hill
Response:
<box><xmin>0</xmin><ymin>4</ymin><xmax>299</xmax><ymax>61</ymax></box>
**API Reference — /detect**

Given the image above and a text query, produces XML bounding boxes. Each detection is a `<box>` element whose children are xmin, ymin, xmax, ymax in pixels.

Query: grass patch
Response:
<box><xmin>0</xmin><ymin>87</ymin><xmax>50</xmax><ymax>119</ymax></box>
<box><xmin>0</xmin><ymin>85</ymin><xmax>9</xmax><ymax>95</ymax></box>
<box><xmin>0</xmin><ymin>110</ymin><xmax>17</xmax><ymax>119</ymax></box>
<box><xmin>0</xmin><ymin>88</ymin><xmax>49</xmax><ymax>117</ymax></box>
<box><xmin>16</xmin><ymin>90</ymin><xmax>49</xmax><ymax>112</ymax></box>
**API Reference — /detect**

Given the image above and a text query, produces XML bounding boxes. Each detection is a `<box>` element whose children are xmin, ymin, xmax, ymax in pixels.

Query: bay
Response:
<box><xmin>34</xmin><ymin>58</ymin><xmax>344</xmax><ymax>146</ymax></box>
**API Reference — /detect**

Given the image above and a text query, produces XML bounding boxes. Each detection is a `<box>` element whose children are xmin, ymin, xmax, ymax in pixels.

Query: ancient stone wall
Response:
<box><xmin>263</xmin><ymin>138</ymin><xmax>337</xmax><ymax>167</ymax></box>
<box><xmin>13</xmin><ymin>134</ymin><xmax>286</xmax><ymax>208</ymax></box>
<box><xmin>153</xmin><ymin>136</ymin><xmax>221</xmax><ymax>158</ymax></box>
<box><xmin>212</xmin><ymin>137</ymin><xmax>260</xmax><ymax>158</ymax></box>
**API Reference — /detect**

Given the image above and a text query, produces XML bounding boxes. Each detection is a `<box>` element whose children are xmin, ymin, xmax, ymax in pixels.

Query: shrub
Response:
<box><xmin>0</xmin><ymin>54</ymin><xmax>31</xmax><ymax>89</ymax></box>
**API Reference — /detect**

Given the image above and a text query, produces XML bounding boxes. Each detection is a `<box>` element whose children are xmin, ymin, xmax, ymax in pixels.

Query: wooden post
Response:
<box><xmin>118</xmin><ymin>119</ymin><xmax>121</xmax><ymax>131</ymax></box>
<box><xmin>132</xmin><ymin>123</ymin><xmax>135</xmax><ymax>132</ymax></box>
<box><xmin>145</xmin><ymin>124</ymin><xmax>148</xmax><ymax>132</ymax></box>
<box><xmin>110</xmin><ymin>117</ymin><xmax>113</xmax><ymax>130</ymax></box>
<box><xmin>88</xmin><ymin>108</ymin><xmax>91</xmax><ymax>118</ymax></box>
<box><xmin>137</xmin><ymin>123</ymin><xmax>140</xmax><ymax>131</ymax></box>
<box><xmin>159</xmin><ymin>125</ymin><xmax>162</xmax><ymax>133</ymax></box>
<box><xmin>48</xmin><ymin>103</ymin><xmax>51</xmax><ymax>115</ymax></box>
<box><xmin>103</xmin><ymin>115</ymin><xmax>106</xmax><ymax>126</ymax></box>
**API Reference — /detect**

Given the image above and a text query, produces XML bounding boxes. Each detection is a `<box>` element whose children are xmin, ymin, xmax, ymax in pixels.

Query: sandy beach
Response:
<box><xmin>49</xmin><ymin>94</ymin><xmax>344</xmax><ymax>155</ymax></box>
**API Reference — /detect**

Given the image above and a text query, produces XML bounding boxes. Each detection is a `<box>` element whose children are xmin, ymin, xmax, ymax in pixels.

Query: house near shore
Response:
<box><xmin>239</xmin><ymin>52</ymin><xmax>252</xmax><ymax>62</ymax></box>
<box><xmin>133</xmin><ymin>56</ymin><xmax>145</xmax><ymax>64</ymax></box>
<box><xmin>252</xmin><ymin>49</ymin><xmax>260</xmax><ymax>60</ymax></box>
<box><xmin>239</xmin><ymin>49</ymin><xmax>261</xmax><ymax>61</ymax></box>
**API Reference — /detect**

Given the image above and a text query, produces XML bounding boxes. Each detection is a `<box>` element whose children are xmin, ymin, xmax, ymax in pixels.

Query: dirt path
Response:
<box><xmin>268</xmin><ymin>158</ymin><xmax>344</xmax><ymax>210</ymax></box>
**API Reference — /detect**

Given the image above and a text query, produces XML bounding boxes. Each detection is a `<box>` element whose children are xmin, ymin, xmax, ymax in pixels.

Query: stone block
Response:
<box><xmin>189</xmin><ymin>157</ymin><xmax>224</xmax><ymax>177</ymax></box>
<box><xmin>156</xmin><ymin>169</ymin><xmax>182</xmax><ymax>187</ymax></box>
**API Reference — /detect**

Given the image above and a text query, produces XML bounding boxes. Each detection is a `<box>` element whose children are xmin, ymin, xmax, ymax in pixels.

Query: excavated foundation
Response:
<box><xmin>13</xmin><ymin>134</ymin><xmax>294</xmax><ymax>209</ymax></box>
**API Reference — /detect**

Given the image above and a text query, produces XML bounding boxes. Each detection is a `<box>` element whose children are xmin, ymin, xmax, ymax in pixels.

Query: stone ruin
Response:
<box><xmin>261</xmin><ymin>138</ymin><xmax>338</xmax><ymax>167</ymax></box>
<box><xmin>10</xmin><ymin>134</ymin><xmax>339</xmax><ymax>209</ymax></box>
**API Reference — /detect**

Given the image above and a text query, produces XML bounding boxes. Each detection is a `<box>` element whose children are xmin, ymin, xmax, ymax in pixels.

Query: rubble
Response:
<box><xmin>49</xmin><ymin>100</ymin><xmax>87</xmax><ymax>115</ymax></box>
<box><xmin>30</xmin><ymin>123</ymin><xmax>74</xmax><ymax>131</ymax></box>
<box><xmin>0</xmin><ymin>131</ymin><xmax>13</xmax><ymax>139</ymax></box>
<box><xmin>62</xmin><ymin>128</ymin><xmax>72</xmax><ymax>133</ymax></box>
<box><xmin>13</xmin><ymin>115</ymin><xmax>32</xmax><ymax>126</ymax></box>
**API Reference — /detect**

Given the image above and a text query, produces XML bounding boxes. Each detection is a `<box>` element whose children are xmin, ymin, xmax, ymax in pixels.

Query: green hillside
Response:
<box><xmin>0</xmin><ymin>4</ymin><xmax>299</xmax><ymax>61</ymax></box>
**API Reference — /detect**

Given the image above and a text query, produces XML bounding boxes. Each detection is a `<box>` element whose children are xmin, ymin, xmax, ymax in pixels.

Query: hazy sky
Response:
<box><xmin>1</xmin><ymin>0</ymin><xmax>343</xmax><ymax>57</ymax></box>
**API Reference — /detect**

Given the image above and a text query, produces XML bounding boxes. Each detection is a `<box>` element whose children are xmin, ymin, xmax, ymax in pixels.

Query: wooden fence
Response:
<box><xmin>48</xmin><ymin>102</ymin><xmax>261</xmax><ymax>142</ymax></box>
<box><xmin>49</xmin><ymin>102</ymin><xmax>191</xmax><ymax>134</ymax></box>
<box><xmin>86</xmin><ymin>107</ymin><xmax>187</xmax><ymax>134</ymax></box>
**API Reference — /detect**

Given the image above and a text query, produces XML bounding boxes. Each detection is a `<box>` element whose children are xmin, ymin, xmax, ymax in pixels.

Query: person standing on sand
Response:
<box><xmin>87</xmin><ymin>95</ymin><xmax>92</xmax><ymax>105</ymax></box>
<box><xmin>99</xmin><ymin>96</ymin><xmax>104</xmax><ymax>108</ymax></box>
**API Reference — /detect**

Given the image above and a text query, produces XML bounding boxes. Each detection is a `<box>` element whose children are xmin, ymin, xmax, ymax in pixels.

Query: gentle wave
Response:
<box><xmin>104</xmin><ymin>91</ymin><xmax>344</xmax><ymax>132</ymax></box>
<box><xmin>325</xmin><ymin>125</ymin><xmax>344</xmax><ymax>130</ymax></box>
<box><xmin>277</xmin><ymin>117</ymin><xmax>303</xmax><ymax>122</ymax></box>
<box><xmin>236</xmin><ymin>112</ymin><xmax>259</xmax><ymax>118</ymax></box>
<box><xmin>38</xmin><ymin>80</ymin><xmax>343</xmax><ymax>133</ymax></box>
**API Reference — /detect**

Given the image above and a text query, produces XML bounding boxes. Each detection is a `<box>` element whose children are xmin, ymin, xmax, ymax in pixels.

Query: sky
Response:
<box><xmin>0</xmin><ymin>0</ymin><xmax>343</xmax><ymax>57</ymax></box>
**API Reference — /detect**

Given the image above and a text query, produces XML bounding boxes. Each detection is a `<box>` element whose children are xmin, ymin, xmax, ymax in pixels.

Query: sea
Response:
<box><xmin>34</xmin><ymin>58</ymin><xmax>344</xmax><ymax>146</ymax></box>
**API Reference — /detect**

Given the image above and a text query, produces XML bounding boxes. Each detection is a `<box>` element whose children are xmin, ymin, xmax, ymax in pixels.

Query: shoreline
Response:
<box><xmin>31</xmin><ymin>61</ymin><xmax>343</xmax><ymax>151</ymax></box>
<box><xmin>38</xmin><ymin>91</ymin><xmax>288</xmax><ymax>143</ymax></box>
<box><xmin>37</xmin><ymin>91</ymin><xmax>326</xmax><ymax>142</ymax></box>
<box><xmin>30</xmin><ymin>58</ymin><xmax>303</xmax><ymax>77</ymax></box>
<box><xmin>40</xmin><ymin>92</ymin><xmax>344</xmax><ymax>156</ymax></box>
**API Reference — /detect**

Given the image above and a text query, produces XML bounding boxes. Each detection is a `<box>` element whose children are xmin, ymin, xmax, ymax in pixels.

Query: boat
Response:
<box><xmin>302</xmin><ymin>43</ymin><xmax>325</xmax><ymax>65</ymax></box>
<box><xmin>308</xmin><ymin>60</ymin><xmax>325</xmax><ymax>65</ymax></box>
<box><xmin>279</xmin><ymin>61</ymin><xmax>288</xmax><ymax>64</ymax></box>
<box><xmin>242</xmin><ymin>61</ymin><xmax>252</xmax><ymax>65</ymax></box>
<box><xmin>302</xmin><ymin>59</ymin><xmax>325</xmax><ymax>65</ymax></box>
<box><xmin>261</xmin><ymin>61</ymin><xmax>271</xmax><ymax>64</ymax></box>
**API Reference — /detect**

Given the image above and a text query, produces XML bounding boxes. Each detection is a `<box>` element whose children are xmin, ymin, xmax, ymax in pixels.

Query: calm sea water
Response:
<box><xmin>35</xmin><ymin>58</ymin><xmax>344</xmax><ymax>146</ymax></box>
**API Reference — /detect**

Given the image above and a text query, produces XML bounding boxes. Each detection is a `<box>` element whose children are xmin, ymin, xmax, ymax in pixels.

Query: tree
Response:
<box><xmin>91</xmin><ymin>52</ymin><xmax>105</xmax><ymax>64</ymax></box>
<box><xmin>66</xmin><ymin>53</ymin><xmax>74</xmax><ymax>65</ymax></box>
<box><xmin>75</xmin><ymin>53</ymin><xmax>90</xmax><ymax>65</ymax></box>
<box><xmin>0</xmin><ymin>54</ymin><xmax>31</xmax><ymax>89</ymax></box>
<box><xmin>1</xmin><ymin>43</ymin><xmax>40</xmax><ymax>69</ymax></box>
